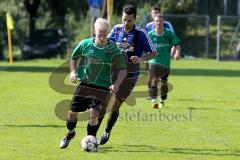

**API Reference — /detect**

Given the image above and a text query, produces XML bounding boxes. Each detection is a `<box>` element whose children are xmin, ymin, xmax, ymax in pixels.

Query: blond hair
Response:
<box><xmin>94</xmin><ymin>18</ymin><xmax>110</xmax><ymax>31</ymax></box>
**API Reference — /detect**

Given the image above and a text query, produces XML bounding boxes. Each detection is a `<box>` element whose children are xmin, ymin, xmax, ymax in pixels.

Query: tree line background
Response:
<box><xmin>0</xmin><ymin>0</ymin><xmax>240</xmax><ymax>59</ymax></box>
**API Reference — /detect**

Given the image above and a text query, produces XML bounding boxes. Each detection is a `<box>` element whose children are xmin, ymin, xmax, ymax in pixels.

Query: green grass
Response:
<box><xmin>0</xmin><ymin>58</ymin><xmax>240</xmax><ymax>160</ymax></box>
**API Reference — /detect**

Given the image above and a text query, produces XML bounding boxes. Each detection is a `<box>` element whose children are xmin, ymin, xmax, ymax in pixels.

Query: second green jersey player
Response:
<box><xmin>148</xmin><ymin>13</ymin><xmax>181</xmax><ymax>109</ymax></box>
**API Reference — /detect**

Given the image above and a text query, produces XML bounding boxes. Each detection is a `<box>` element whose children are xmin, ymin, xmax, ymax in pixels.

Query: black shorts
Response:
<box><xmin>149</xmin><ymin>64</ymin><xmax>170</xmax><ymax>81</ymax></box>
<box><xmin>69</xmin><ymin>81</ymin><xmax>110</xmax><ymax>112</ymax></box>
<box><xmin>111</xmin><ymin>62</ymin><xmax>139</xmax><ymax>102</ymax></box>
<box><xmin>115</xmin><ymin>76</ymin><xmax>138</xmax><ymax>101</ymax></box>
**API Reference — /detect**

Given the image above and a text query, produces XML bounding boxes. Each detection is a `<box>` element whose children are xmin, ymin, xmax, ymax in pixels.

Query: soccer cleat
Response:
<box><xmin>152</xmin><ymin>102</ymin><xmax>159</xmax><ymax>109</ymax></box>
<box><xmin>159</xmin><ymin>101</ymin><xmax>164</xmax><ymax>108</ymax></box>
<box><xmin>60</xmin><ymin>131</ymin><xmax>76</xmax><ymax>149</ymax></box>
<box><xmin>159</xmin><ymin>99</ymin><xmax>164</xmax><ymax>108</ymax></box>
<box><xmin>99</xmin><ymin>132</ymin><xmax>111</xmax><ymax>145</ymax></box>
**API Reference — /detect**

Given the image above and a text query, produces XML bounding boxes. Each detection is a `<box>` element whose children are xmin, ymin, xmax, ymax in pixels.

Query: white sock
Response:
<box><xmin>159</xmin><ymin>98</ymin><xmax>163</xmax><ymax>103</ymax></box>
<box><xmin>68</xmin><ymin>129</ymin><xmax>75</xmax><ymax>133</ymax></box>
<box><xmin>152</xmin><ymin>98</ymin><xmax>157</xmax><ymax>103</ymax></box>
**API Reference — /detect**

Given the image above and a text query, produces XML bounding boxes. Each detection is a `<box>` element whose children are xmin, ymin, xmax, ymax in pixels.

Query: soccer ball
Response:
<box><xmin>80</xmin><ymin>135</ymin><xmax>99</xmax><ymax>152</ymax></box>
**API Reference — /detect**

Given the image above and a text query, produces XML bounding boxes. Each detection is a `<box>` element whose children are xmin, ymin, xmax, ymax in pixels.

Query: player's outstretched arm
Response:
<box><xmin>109</xmin><ymin>69</ymin><xmax>127</xmax><ymax>93</ymax></box>
<box><xmin>130</xmin><ymin>51</ymin><xmax>157</xmax><ymax>63</ymax></box>
<box><xmin>172</xmin><ymin>45</ymin><xmax>181</xmax><ymax>60</ymax></box>
<box><xmin>70</xmin><ymin>59</ymin><xmax>79</xmax><ymax>83</ymax></box>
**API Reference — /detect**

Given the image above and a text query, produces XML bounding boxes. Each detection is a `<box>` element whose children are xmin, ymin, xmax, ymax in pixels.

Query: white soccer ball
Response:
<box><xmin>80</xmin><ymin>135</ymin><xmax>99</xmax><ymax>152</ymax></box>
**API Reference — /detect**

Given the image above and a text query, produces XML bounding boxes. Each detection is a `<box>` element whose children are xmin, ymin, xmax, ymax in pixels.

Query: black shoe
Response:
<box><xmin>99</xmin><ymin>132</ymin><xmax>111</xmax><ymax>145</ymax></box>
<box><xmin>59</xmin><ymin>131</ymin><xmax>76</xmax><ymax>149</ymax></box>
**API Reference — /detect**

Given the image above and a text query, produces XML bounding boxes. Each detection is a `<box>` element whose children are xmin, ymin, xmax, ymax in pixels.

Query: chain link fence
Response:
<box><xmin>140</xmin><ymin>14</ymin><xmax>210</xmax><ymax>58</ymax></box>
<box><xmin>216</xmin><ymin>15</ymin><xmax>240</xmax><ymax>60</ymax></box>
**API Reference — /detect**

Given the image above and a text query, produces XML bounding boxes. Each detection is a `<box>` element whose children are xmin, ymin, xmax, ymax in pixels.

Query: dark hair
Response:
<box><xmin>123</xmin><ymin>5</ymin><xmax>137</xmax><ymax>18</ymax></box>
<box><xmin>151</xmin><ymin>5</ymin><xmax>161</xmax><ymax>13</ymax></box>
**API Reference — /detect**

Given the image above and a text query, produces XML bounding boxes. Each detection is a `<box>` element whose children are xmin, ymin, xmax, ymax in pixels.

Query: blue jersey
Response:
<box><xmin>108</xmin><ymin>24</ymin><xmax>156</xmax><ymax>77</ymax></box>
<box><xmin>87</xmin><ymin>0</ymin><xmax>103</xmax><ymax>8</ymax></box>
<box><xmin>108</xmin><ymin>24</ymin><xmax>156</xmax><ymax>59</ymax></box>
<box><xmin>146</xmin><ymin>21</ymin><xmax>174</xmax><ymax>33</ymax></box>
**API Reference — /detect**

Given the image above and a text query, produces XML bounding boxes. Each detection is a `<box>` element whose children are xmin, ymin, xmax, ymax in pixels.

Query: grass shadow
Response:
<box><xmin>187</xmin><ymin>107</ymin><xmax>218</xmax><ymax>110</ymax></box>
<box><xmin>0</xmin><ymin>66</ymin><xmax>57</xmax><ymax>73</ymax></box>
<box><xmin>2</xmin><ymin>124</ymin><xmax>66</xmax><ymax>128</ymax></box>
<box><xmin>232</xmin><ymin>109</ymin><xmax>240</xmax><ymax>112</ymax></box>
<box><xmin>100</xmin><ymin>144</ymin><xmax>240</xmax><ymax>156</ymax></box>
<box><xmin>0</xmin><ymin>65</ymin><xmax>239</xmax><ymax>77</ymax></box>
<box><xmin>171</xmin><ymin>68</ymin><xmax>240</xmax><ymax>77</ymax></box>
<box><xmin>177</xmin><ymin>98</ymin><xmax>230</xmax><ymax>103</ymax></box>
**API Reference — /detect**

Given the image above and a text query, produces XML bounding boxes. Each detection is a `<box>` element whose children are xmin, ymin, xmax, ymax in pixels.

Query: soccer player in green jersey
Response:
<box><xmin>59</xmin><ymin>18</ymin><xmax>127</xmax><ymax>149</ymax></box>
<box><xmin>148</xmin><ymin>13</ymin><xmax>181</xmax><ymax>109</ymax></box>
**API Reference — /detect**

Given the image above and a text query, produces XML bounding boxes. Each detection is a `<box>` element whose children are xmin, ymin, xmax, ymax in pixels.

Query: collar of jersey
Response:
<box><xmin>92</xmin><ymin>38</ymin><xmax>111</xmax><ymax>49</ymax></box>
<box><xmin>153</xmin><ymin>30</ymin><xmax>165</xmax><ymax>36</ymax></box>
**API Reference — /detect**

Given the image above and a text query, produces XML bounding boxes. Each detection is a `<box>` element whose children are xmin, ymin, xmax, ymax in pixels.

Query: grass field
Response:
<box><xmin>0</xmin><ymin>58</ymin><xmax>240</xmax><ymax>160</ymax></box>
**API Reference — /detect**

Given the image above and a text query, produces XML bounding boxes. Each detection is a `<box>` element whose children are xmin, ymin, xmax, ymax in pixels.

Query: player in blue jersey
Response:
<box><xmin>99</xmin><ymin>5</ymin><xmax>157</xmax><ymax>145</ymax></box>
<box><xmin>88</xmin><ymin>0</ymin><xmax>103</xmax><ymax>36</ymax></box>
<box><xmin>145</xmin><ymin>5</ymin><xmax>174</xmax><ymax>33</ymax></box>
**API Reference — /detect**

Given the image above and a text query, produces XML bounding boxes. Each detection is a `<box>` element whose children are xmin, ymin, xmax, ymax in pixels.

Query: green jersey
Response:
<box><xmin>71</xmin><ymin>38</ymin><xmax>126</xmax><ymax>88</ymax></box>
<box><xmin>148</xmin><ymin>29</ymin><xmax>180</xmax><ymax>68</ymax></box>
